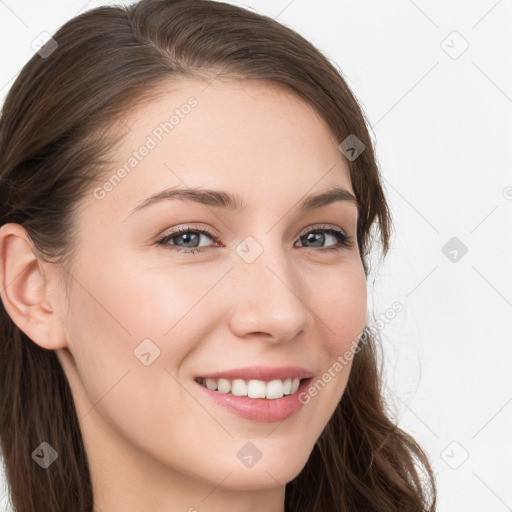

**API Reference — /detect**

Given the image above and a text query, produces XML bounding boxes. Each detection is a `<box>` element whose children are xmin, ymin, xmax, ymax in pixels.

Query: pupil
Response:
<box><xmin>305</xmin><ymin>232</ymin><xmax>323</xmax><ymax>247</ymax></box>
<box><xmin>180</xmin><ymin>233</ymin><xmax>199</xmax><ymax>247</ymax></box>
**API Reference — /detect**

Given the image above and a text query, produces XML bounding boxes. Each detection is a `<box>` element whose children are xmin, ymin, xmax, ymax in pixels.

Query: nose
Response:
<box><xmin>226</xmin><ymin>244</ymin><xmax>311</xmax><ymax>344</ymax></box>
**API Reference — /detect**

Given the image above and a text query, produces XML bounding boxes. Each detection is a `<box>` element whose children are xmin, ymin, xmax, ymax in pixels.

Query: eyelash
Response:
<box><xmin>155</xmin><ymin>224</ymin><xmax>354</xmax><ymax>255</ymax></box>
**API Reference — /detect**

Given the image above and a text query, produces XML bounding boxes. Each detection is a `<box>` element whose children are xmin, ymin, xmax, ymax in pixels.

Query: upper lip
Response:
<box><xmin>196</xmin><ymin>365</ymin><xmax>314</xmax><ymax>382</ymax></box>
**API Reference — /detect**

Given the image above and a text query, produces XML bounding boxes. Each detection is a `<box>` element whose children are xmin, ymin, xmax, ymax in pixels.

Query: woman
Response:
<box><xmin>0</xmin><ymin>0</ymin><xmax>437</xmax><ymax>510</ymax></box>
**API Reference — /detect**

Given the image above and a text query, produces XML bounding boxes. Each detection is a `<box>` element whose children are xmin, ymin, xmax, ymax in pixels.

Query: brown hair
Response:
<box><xmin>0</xmin><ymin>0</ymin><xmax>437</xmax><ymax>510</ymax></box>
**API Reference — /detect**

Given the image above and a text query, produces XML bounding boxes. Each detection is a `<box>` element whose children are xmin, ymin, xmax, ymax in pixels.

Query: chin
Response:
<box><xmin>215</xmin><ymin>453</ymin><xmax>310</xmax><ymax>491</ymax></box>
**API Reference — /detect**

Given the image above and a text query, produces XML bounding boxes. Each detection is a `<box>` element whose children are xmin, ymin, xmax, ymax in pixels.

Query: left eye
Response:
<box><xmin>156</xmin><ymin>225</ymin><xmax>353</xmax><ymax>255</ymax></box>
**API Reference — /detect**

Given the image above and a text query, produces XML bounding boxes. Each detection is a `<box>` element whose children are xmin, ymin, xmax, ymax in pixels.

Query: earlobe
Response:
<box><xmin>0</xmin><ymin>223</ymin><xmax>67</xmax><ymax>350</ymax></box>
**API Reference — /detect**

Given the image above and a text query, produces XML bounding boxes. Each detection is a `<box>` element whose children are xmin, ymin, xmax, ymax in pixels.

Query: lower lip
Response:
<box><xmin>194</xmin><ymin>378</ymin><xmax>312</xmax><ymax>423</ymax></box>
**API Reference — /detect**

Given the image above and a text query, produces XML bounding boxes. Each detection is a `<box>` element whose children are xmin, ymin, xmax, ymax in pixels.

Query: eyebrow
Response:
<box><xmin>126</xmin><ymin>185</ymin><xmax>359</xmax><ymax>218</ymax></box>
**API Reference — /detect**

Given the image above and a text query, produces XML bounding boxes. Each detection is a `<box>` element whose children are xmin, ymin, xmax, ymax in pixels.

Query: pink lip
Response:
<box><xmin>196</xmin><ymin>365</ymin><xmax>313</xmax><ymax>381</ymax></box>
<box><xmin>195</xmin><ymin>377</ymin><xmax>313</xmax><ymax>423</ymax></box>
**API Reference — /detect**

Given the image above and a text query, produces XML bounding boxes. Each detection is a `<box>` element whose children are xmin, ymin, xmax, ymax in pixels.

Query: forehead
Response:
<box><xmin>87</xmin><ymin>77</ymin><xmax>354</xmax><ymax>218</ymax></box>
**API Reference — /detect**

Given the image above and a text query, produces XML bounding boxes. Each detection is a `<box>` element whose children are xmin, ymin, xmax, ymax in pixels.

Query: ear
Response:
<box><xmin>0</xmin><ymin>222</ymin><xmax>68</xmax><ymax>350</ymax></box>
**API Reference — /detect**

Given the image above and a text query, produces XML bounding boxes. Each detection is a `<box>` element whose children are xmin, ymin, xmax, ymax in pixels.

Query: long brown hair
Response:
<box><xmin>0</xmin><ymin>0</ymin><xmax>437</xmax><ymax>510</ymax></box>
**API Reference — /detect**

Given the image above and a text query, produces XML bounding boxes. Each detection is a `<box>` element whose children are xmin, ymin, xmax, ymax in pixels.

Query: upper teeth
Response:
<box><xmin>197</xmin><ymin>377</ymin><xmax>301</xmax><ymax>399</ymax></box>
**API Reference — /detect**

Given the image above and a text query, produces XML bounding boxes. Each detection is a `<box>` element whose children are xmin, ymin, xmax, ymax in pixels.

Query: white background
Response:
<box><xmin>1</xmin><ymin>1</ymin><xmax>511</xmax><ymax>511</ymax></box>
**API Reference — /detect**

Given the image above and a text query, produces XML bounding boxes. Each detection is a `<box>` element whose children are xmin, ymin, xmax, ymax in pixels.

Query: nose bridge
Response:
<box><xmin>226</xmin><ymin>234</ymin><xmax>311</xmax><ymax>341</ymax></box>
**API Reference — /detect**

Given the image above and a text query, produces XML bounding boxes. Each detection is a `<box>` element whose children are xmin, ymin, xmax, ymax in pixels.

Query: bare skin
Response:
<box><xmin>0</xmin><ymin>78</ymin><xmax>367</xmax><ymax>512</ymax></box>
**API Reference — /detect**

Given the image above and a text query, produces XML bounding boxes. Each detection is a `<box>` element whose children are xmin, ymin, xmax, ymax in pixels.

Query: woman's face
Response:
<box><xmin>54</xmin><ymin>78</ymin><xmax>367</xmax><ymax>507</ymax></box>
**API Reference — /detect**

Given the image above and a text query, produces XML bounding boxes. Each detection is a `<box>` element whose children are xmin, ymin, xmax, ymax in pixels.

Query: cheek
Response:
<box><xmin>310</xmin><ymin>261</ymin><xmax>367</xmax><ymax>349</ymax></box>
<box><xmin>61</xmin><ymin>260</ymin><xmax>212</xmax><ymax>463</ymax></box>
<box><xmin>301</xmin><ymin>262</ymin><xmax>367</xmax><ymax>405</ymax></box>
<box><xmin>61</xmin><ymin>256</ymin><xmax>208</xmax><ymax>405</ymax></box>
<box><xmin>78</xmin><ymin>257</ymin><xmax>222</xmax><ymax>358</ymax></box>
<box><xmin>114</xmin><ymin>258</ymin><xmax>222</xmax><ymax>329</ymax></box>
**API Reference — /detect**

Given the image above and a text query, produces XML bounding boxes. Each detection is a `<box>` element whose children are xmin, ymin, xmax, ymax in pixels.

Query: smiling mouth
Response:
<box><xmin>194</xmin><ymin>376</ymin><xmax>307</xmax><ymax>400</ymax></box>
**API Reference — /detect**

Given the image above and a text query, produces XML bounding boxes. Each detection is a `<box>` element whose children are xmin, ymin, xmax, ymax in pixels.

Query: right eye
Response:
<box><xmin>156</xmin><ymin>226</ymin><xmax>220</xmax><ymax>255</ymax></box>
